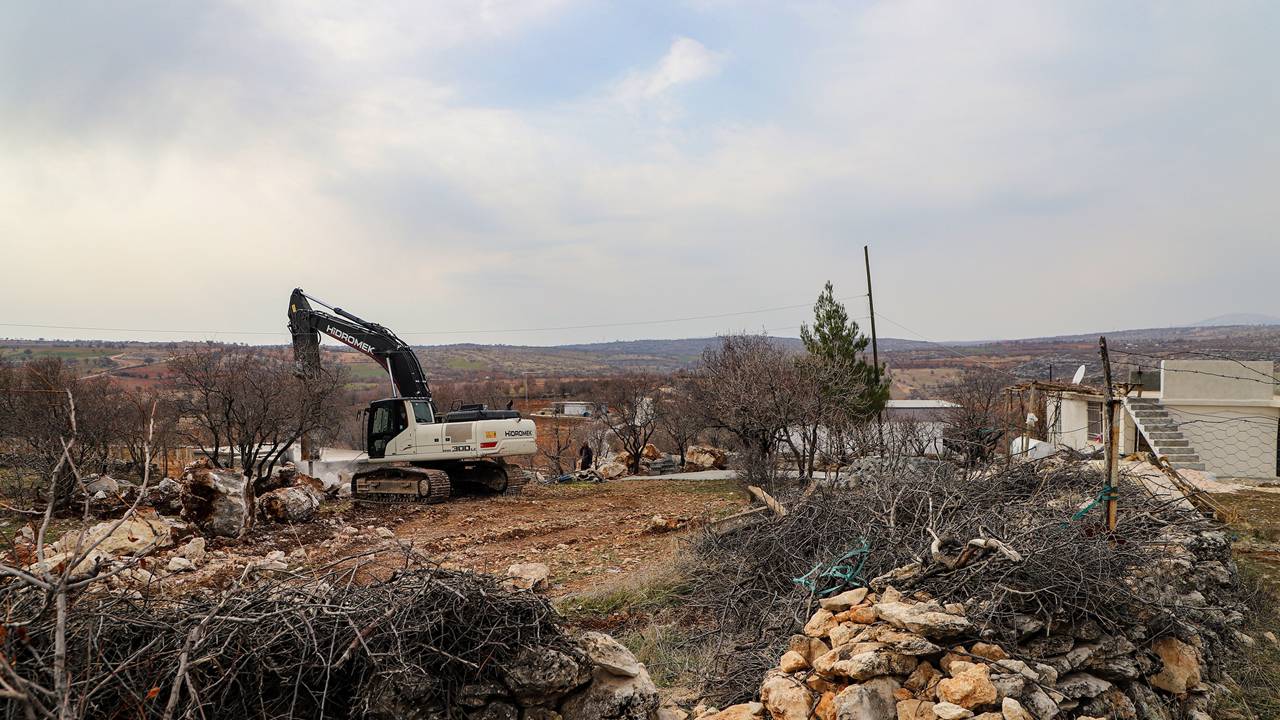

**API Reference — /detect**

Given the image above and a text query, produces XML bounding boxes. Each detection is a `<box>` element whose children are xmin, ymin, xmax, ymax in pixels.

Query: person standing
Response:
<box><xmin>577</xmin><ymin>442</ymin><xmax>594</xmax><ymax>471</ymax></box>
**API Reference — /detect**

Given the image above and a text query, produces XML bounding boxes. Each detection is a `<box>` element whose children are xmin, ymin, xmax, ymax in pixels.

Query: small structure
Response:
<box><xmin>1006</xmin><ymin>380</ymin><xmax>1106</xmax><ymax>454</ymax></box>
<box><xmin>1010</xmin><ymin>361</ymin><xmax>1280</xmax><ymax>478</ymax></box>
<box><xmin>1123</xmin><ymin>360</ymin><xmax>1279</xmax><ymax>477</ymax></box>
<box><xmin>532</xmin><ymin>401</ymin><xmax>604</xmax><ymax>418</ymax></box>
<box><xmin>883</xmin><ymin>399</ymin><xmax>960</xmax><ymax>456</ymax></box>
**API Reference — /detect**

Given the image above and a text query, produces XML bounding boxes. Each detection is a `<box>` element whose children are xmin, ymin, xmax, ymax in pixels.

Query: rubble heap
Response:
<box><xmin>0</xmin><ymin>562</ymin><xmax>660</xmax><ymax>719</ymax></box>
<box><xmin>680</xmin><ymin>456</ymin><xmax>1256</xmax><ymax>718</ymax></box>
<box><xmin>696</xmin><ymin>566</ymin><xmax>1238</xmax><ymax>720</ymax></box>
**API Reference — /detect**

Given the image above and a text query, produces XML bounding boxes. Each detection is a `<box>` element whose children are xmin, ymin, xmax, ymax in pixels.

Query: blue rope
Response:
<box><xmin>1069</xmin><ymin>485</ymin><xmax>1113</xmax><ymax>522</ymax></box>
<box><xmin>793</xmin><ymin>539</ymin><xmax>871</xmax><ymax>597</ymax></box>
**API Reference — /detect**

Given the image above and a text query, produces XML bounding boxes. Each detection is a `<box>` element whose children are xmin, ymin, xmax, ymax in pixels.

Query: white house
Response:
<box><xmin>1123</xmin><ymin>360</ymin><xmax>1279</xmax><ymax>478</ymax></box>
<box><xmin>883</xmin><ymin>399</ymin><xmax>960</xmax><ymax>456</ymax></box>
<box><xmin>1007</xmin><ymin>380</ymin><xmax>1106</xmax><ymax>454</ymax></box>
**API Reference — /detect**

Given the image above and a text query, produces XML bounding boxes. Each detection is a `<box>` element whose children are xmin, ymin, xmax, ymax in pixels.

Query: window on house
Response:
<box><xmin>1087</xmin><ymin>401</ymin><xmax>1103</xmax><ymax>440</ymax></box>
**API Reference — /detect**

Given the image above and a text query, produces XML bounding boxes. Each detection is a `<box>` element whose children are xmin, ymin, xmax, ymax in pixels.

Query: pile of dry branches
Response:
<box><xmin>679</xmin><ymin>456</ymin><xmax>1213</xmax><ymax>703</ymax></box>
<box><xmin>1</xmin><ymin>556</ymin><xmax>572</xmax><ymax>719</ymax></box>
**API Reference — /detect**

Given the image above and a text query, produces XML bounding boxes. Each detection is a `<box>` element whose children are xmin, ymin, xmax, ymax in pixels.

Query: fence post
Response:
<box><xmin>1099</xmin><ymin>336</ymin><xmax>1119</xmax><ymax>532</ymax></box>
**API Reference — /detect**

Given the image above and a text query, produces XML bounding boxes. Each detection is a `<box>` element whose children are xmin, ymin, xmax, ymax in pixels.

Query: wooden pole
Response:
<box><xmin>1099</xmin><ymin>336</ymin><xmax>1119</xmax><ymax>532</ymax></box>
<box><xmin>864</xmin><ymin>245</ymin><xmax>884</xmax><ymax>454</ymax></box>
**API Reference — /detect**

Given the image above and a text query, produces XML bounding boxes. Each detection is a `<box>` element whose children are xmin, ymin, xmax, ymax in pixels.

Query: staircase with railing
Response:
<box><xmin>1124</xmin><ymin>397</ymin><xmax>1205</xmax><ymax>471</ymax></box>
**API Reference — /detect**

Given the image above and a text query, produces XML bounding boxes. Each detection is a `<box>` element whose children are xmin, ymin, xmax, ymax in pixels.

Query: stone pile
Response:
<box><xmin>381</xmin><ymin>630</ymin><xmax>662</xmax><ymax>720</ymax></box>
<box><xmin>691</xmin><ymin>562</ymin><xmax>1243</xmax><ymax>720</ymax></box>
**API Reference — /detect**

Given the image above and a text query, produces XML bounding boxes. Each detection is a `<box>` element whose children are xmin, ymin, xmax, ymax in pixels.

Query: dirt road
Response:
<box><xmin>386</xmin><ymin>476</ymin><xmax>747</xmax><ymax>594</ymax></box>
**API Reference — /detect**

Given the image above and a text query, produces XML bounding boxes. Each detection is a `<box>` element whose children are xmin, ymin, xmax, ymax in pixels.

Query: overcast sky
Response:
<box><xmin>2</xmin><ymin>1</ymin><xmax>1276</xmax><ymax>347</ymax></box>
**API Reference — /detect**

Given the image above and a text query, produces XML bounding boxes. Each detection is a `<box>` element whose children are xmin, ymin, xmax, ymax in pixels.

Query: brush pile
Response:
<box><xmin>0</xmin><ymin>559</ymin><xmax>659</xmax><ymax>719</ymax></box>
<box><xmin>680</xmin><ymin>456</ymin><xmax>1252</xmax><ymax>718</ymax></box>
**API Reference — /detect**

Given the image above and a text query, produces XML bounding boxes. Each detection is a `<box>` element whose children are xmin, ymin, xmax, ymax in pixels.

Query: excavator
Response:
<box><xmin>287</xmin><ymin>288</ymin><xmax>537</xmax><ymax>504</ymax></box>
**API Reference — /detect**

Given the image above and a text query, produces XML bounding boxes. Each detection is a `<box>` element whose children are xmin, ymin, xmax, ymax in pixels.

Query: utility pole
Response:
<box><xmin>864</xmin><ymin>245</ymin><xmax>884</xmax><ymax>454</ymax></box>
<box><xmin>1099</xmin><ymin>336</ymin><xmax>1119</xmax><ymax>532</ymax></box>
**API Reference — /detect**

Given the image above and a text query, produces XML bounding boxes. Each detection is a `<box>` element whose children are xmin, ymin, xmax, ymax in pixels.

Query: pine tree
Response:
<box><xmin>799</xmin><ymin>280</ymin><xmax>888</xmax><ymax>421</ymax></box>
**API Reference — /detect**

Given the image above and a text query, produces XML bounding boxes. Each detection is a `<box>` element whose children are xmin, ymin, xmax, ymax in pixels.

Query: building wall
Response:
<box><xmin>1161</xmin><ymin>360</ymin><xmax>1275</xmax><ymax>402</ymax></box>
<box><xmin>882</xmin><ymin>419</ymin><xmax>949</xmax><ymax>456</ymax></box>
<box><xmin>1164</xmin><ymin>403</ymin><xmax>1279</xmax><ymax>478</ymax></box>
<box><xmin>530</xmin><ymin>414</ymin><xmax>595</xmax><ymax>474</ymax></box>
<box><xmin>1047</xmin><ymin>395</ymin><xmax>1096</xmax><ymax>451</ymax></box>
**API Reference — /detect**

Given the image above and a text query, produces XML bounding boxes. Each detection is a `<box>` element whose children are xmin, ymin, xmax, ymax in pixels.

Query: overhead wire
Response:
<box><xmin>870</xmin><ymin>311</ymin><xmax>1023</xmax><ymax>381</ymax></box>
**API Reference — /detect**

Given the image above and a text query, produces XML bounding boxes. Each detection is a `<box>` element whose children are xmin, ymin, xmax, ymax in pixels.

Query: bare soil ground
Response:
<box><xmin>1213</xmin><ymin>489</ymin><xmax>1280</xmax><ymax>590</ymax></box>
<box><xmin>385</xmin><ymin>477</ymin><xmax>747</xmax><ymax>594</ymax></box>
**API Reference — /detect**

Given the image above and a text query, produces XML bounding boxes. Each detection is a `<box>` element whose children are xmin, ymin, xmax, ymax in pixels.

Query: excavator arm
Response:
<box><xmin>287</xmin><ymin>288</ymin><xmax>433</xmax><ymax>399</ymax></box>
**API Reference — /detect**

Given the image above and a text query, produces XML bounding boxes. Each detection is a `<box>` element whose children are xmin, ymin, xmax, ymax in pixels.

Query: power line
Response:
<box><xmin>0</xmin><ymin>323</ymin><xmax>282</xmax><ymax>336</ymax></box>
<box><xmin>1110</xmin><ymin>349</ymin><xmax>1279</xmax><ymax>386</ymax></box>
<box><xmin>870</xmin><ymin>311</ymin><xmax>1023</xmax><ymax>380</ymax></box>
<box><xmin>401</xmin><ymin>296</ymin><xmax>866</xmax><ymax>335</ymax></box>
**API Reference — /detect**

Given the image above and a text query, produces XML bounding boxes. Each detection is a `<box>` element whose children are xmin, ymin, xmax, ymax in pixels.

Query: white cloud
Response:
<box><xmin>0</xmin><ymin>3</ymin><xmax>1276</xmax><ymax>344</ymax></box>
<box><xmin>615</xmin><ymin>36</ymin><xmax>726</xmax><ymax>105</ymax></box>
<box><xmin>249</xmin><ymin>0</ymin><xmax>573</xmax><ymax>65</ymax></box>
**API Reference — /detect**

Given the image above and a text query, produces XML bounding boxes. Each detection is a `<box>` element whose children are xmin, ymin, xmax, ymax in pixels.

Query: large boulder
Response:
<box><xmin>560</xmin><ymin>670</ymin><xmax>659</xmax><ymax>720</ymax></box>
<box><xmin>502</xmin><ymin>646</ymin><xmax>591</xmax><ymax>702</ymax></box>
<box><xmin>684</xmin><ymin>445</ymin><xmax>728</xmax><ymax>470</ymax></box>
<box><xmin>814</xmin><ymin>647</ymin><xmax>917</xmax><ymax>681</ymax></box>
<box><xmin>504</xmin><ymin>562</ymin><xmax>551</xmax><ymax>592</ymax></box>
<box><xmin>935</xmin><ymin>662</ymin><xmax>997</xmax><ymax>710</ymax></box>
<box><xmin>51</xmin><ymin>515</ymin><xmax>174</xmax><ymax>557</ymax></box>
<box><xmin>561</xmin><ymin>633</ymin><xmax>659</xmax><ymax>720</ymax></box>
<box><xmin>702</xmin><ymin>704</ymin><xmax>764</xmax><ymax>719</ymax></box>
<box><xmin>31</xmin><ymin>514</ymin><xmax>175</xmax><ymax>576</ymax></box>
<box><xmin>258</xmin><ymin>477</ymin><xmax>325</xmax><ymax>523</ymax></box>
<box><xmin>145</xmin><ymin>478</ymin><xmax>183</xmax><ymax>514</ymax></box>
<box><xmin>760</xmin><ymin>671</ymin><xmax>814</xmax><ymax>720</ymax></box>
<box><xmin>833</xmin><ymin>676</ymin><xmax>898</xmax><ymax>720</ymax></box>
<box><xmin>179</xmin><ymin>459</ymin><xmax>251</xmax><ymax>537</ymax></box>
<box><xmin>81</xmin><ymin>474</ymin><xmax>120</xmax><ymax>496</ymax></box>
<box><xmin>577</xmin><ymin>632</ymin><xmax>643</xmax><ymax>678</ymax></box>
<box><xmin>596</xmin><ymin>461</ymin><xmax>629</xmax><ymax>480</ymax></box>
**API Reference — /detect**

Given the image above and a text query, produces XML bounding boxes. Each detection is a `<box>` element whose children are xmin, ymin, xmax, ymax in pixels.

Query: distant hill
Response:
<box><xmin>1192</xmin><ymin>313</ymin><xmax>1280</xmax><ymax>327</ymax></box>
<box><xmin>5</xmin><ymin>324</ymin><xmax>1278</xmax><ymax>386</ymax></box>
<box><xmin>417</xmin><ymin>335</ymin><xmax>934</xmax><ymax>376</ymax></box>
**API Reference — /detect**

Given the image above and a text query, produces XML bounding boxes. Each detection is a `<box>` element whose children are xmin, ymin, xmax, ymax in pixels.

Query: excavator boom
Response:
<box><xmin>288</xmin><ymin>288</ymin><xmax>432</xmax><ymax>399</ymax></box>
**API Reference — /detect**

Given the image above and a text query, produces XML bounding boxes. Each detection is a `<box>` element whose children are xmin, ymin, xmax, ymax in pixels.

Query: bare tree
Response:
<box><xmin>595</xmin><ymin>374</ymin><xmax>662</xmax><ymax>475</ymax></box>
<box><xmin>115</xmin><ymin>387</ymin><xmax>180</xmax><ymax>476</ymax></box>
<box><xmin>538</xmin><ymin>414</ymin><xmax>579</xmax><ymax>476</ymax></box>
<box><xmin>941</xmin><ymin>367</ymin><xmax>1009</xmax><ymax>465</ymax></box>
<box><xmin>170</xmin><ymin>346</ymin><xmax>346</xmax><ymax>489</ymax></box>
<box><xmin>777</xmin><ymin>354</ymin><xmax>885</xmax><ymax>477</ymax></box>
<box><xmin>654</xmin><ymin>376</ymin><xmax>705</xmax><ymax>467</ymax></box>
<box><xmin>0</xmin><ymin>390</ymin><xmax>162</xmax><ymax>719</ymax></box>
<box><xmin>0</xmin><ymin>359</ymin><xmax>124</xmax><ymax>510</ymax></box>
<box><xmin>693</xmin><ymin>335</ymin><xmax>792</xmax><ymax>459</ymax></box>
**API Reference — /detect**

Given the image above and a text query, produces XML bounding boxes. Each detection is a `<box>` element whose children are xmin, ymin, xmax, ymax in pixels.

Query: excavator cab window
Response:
<box><xmin>411</xmin><ymin>400</ymin><xmax>435</xmax><ymax>424</ymax></box>
<box><xmin>367</xmin><ymin>400</ymin><xmax>408</xmax><ymax>459</ymax></box>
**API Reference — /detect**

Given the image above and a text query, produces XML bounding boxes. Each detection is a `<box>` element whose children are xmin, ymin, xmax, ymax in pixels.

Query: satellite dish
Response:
<box><xmin>1071</xmin><ymin>365</ymin><xmax>1086</xmax><ymax>385</ymax></box>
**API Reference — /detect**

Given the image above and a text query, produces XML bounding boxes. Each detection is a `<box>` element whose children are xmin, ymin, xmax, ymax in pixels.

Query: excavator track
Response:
<box><xmin>504</xmin><ymin>469</ymin><xmax>530</xmax><ymax>495</ymax></box>
<box><xmin>351</xmin><ymin>467</ymin><xmax>451</xmax><ymax>505</ymax></box>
